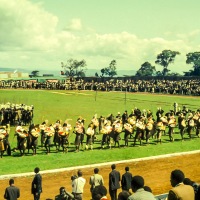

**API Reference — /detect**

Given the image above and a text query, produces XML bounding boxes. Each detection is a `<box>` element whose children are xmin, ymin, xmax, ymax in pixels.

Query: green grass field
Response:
<box><xmin>0</xmin><ymin>89</ymin><xmax>200</xmax><ymax>175</ymax></box>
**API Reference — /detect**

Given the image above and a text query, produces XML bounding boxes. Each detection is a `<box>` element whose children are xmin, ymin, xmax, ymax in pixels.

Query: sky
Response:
<box><xmin>0</xmin><ymin>0</ymin><xmax>200</xmax><ymax>75</ymax></box>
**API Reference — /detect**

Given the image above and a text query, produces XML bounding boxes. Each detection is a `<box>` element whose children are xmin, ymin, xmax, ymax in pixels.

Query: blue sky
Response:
<box><xmin>0</xmin><ymin>0</ymin><xmax>200</xmax><ymax>74</ymax></box>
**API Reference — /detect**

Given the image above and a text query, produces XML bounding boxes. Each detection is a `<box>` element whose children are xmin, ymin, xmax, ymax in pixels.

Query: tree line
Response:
<box><xmin>31</xmin><ymin>50</ymin><xmax>200</xmax><ymax>78</ymax></box>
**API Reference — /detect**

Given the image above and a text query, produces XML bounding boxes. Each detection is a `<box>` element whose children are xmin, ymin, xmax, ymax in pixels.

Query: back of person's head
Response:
<box><xmin>34</xmin><ymin>167</ymin><xmax>40</xmax><ymax>174</ymax></box>
<box><xmin>183</xmin><ymin>178</ymin><xmax>193</xmax><ymax>186</ymax></box>
<box><xmin>92</xmin><ymin>185</ymin><xmax>107</xmax><ymax>200</ymax></box>
<box><xmin>118</xmin><ymin>191</ymin><xmax>131</xmax><ymax>200</ymax></box>
<box><xmin>131</xmin><ymin>175</ymin><xmax>144</xmax><ymax>191</ymax></box>
<box><xmin>111</xmin><ymin>164</ymin><xmax>116</xmax><ymax>170</ymax></box>
<box><xmin>143</xmin><ymin>185</ymin><xmax>152</xmax><ymax>193</ymax></box>
<box><xmin>171</xmin><ymin>169</ymin><xmax>185</xmax><ymax>186</ymax></box>
<box><xmin>77</xmin><ymin>170</ymin><xmax>83</xmax><ymax>177</ymax></box>
<box><xmin>94</xmin><ymin>168</ymin><xmax>99</xmax><ymax>174</ymax></box>
<box><xmin>9</xmin><ymin>179</ymin><xmax>14</xmax><ymax>185</ymax></box>
<box><xmin>125</xmin><ymin>166</ymin><xmax>129</xmax><ymax>172</ymax></box>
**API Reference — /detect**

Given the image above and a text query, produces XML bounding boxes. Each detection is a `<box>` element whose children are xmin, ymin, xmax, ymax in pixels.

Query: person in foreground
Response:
<box><xmin>31</xmin><ymin>167</ymin><xmax>42</xmax><ymax>200</ymax></box>
<box><xmin>168</xmin><ymin>169</ymin><xmax>194</xmax><ymax>200</ymax></box>
<box><xmin>55</xmin><ymin>186</ymin><xmax>74</xmax><ymax>200</ymax></box>
<box><xmin>4</xmin><ymin>179</ymin><xmax>20</xmax><ymax>200</ymax></box>
<box><xmin>92</xmin><ymin>185</ymin><xmax>108</xmax><ymax>200</ymax></box>
<box><xmin>128</xmin><ymin>175</ymin><xmax>155</xmax><ymax>200</ymax></box>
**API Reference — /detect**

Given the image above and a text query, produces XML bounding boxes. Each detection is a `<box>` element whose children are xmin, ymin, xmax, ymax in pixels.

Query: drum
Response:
<box><xmin>18</xmin><ymin>132</ymin><xmax>27</xmax><ymax>138</ymax></box>
<box><xmin>100</xmin><ymin>128</ymin><xmax>107</xmax><ymax>134</ymax></box>
<box><xmin>189</xmin><ymin>119</ymin><xmax>195</xmax><ymax>127</ymax></box>
<box><xmin>169</xmin><ymin>119</ymin><xmax>176</xmax><ymax>127</ymax></box>
<box><xmin>124</xmin><ymin>123</ymin><xmax>133</xmax><ymax>133</ymax></box>
<box><xmin>115</xmin><ymin>125</ymin><xmax>122</xmax><ymax>133</ymax></box>
<box><xmin>86</xmin><ymin>128</ymin><xmax>94</xmax><ymax>136</ymax></box>
<box><xmin>128</xmin><ymin>118</ymin><xmax>136</xmax><ymax>126</ymax></box>
<box><xmin>136</xmin><ymin>122</ymin><xmax>145</xmax><ymax>130</ymax></box>
<box><xmin>181</xmin><ymin>120</ymin><xmax>186</xmax><ymax>127</ymax></box>
<box><xmin>75</xmin><ymin>127</ymin><xmax>83</xmax><ymax>134</ymax></box>
<box><xmin>106</xmin><ymin>125</ymin><xmax>112</xmax><ymax>134</ymax></box>
<box><xmin>156</xmin><ymin>122</ymin><xmax>163</xmax><ymax>130</ymax></box>
<box><xmin>31</xmin><ymin>130</ymin><xmax>40</xmax><ymax>138</ymax></box>
<box><xmin>146</xmin><ymin>122</ymin><xmax>153</xmax><ymax>131</ymax></box>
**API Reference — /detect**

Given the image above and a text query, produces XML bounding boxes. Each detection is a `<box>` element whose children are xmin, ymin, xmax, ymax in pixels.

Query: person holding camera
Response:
<box><xmin>72</xmin><ymin>170</ymin><xmax>86</xmax><ymax>200</ymax></box>
<box><xmin>55</xmin><ymin>187</ymin><xmax>74</xmax><ymax>200</ymax></box>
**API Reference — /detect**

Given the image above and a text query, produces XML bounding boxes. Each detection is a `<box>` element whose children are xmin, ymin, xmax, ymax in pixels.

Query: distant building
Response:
<box><xmin>0</xmin><ymin>72</ymin><xmax>29</xmax><ymax>80</ymax></box>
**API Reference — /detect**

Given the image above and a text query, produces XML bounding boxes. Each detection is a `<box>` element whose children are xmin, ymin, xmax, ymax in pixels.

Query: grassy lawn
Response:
<box><xmin>0</xmin><ymin>89</ymin><xmax>199</xmax><ymax>175</ymax></box>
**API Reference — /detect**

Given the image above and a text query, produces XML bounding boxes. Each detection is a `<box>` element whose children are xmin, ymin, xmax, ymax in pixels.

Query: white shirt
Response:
<box><xmin>72</xmin><ymin>177</ymin><xmax>86</xmax><ymax>194</ymax></box>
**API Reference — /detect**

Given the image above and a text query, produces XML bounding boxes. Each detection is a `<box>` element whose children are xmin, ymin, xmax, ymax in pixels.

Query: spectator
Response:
<box><xmin>168</xmin><ymin>169</ymin><xmax>194</xmax><ymax>200</ymax></box>
<box><xmin>4</xmin><ymin>178</ymin><xmax>20</xmax><ymax>200</ymax></box>
<box><xmin>72</xmin><ymin>170</ymin><xmax>86</xmax><ymax>200</ymax></box>
<box><xmin>109</xmin><ymin>164</ymin><xmax>121</xmax><ymax>200</ymax></box>
<box><xmin>128</xmin><ymin>175</ymin><xmax>155</xmax><ymax>200</ymax></box>
<box><xmin>118</xmin><ymin>191</ymin><xmax>131</xmax><ymax>200</ymax></box>
<box><xmin>184</xmin><ymin>178</ymin><xmax>200</xmax><ymax>200</ymax></box>
<box><xmin>92</xmin><ymin>185</ymin><xmax>108</xmax><ymax>200</ymax></box>
<box><xmin>121</xmin><ymin>166</ymin><xmax>132</xmax><ymax>192</ymax></box>
<box><xmin>31</xmin><ymin>167</ymin><xmax>42</xmax><ymax>200</ymax></box>
<box><xmin>55</xmin><ymin>186</ymin><xmax>74</xmax><ymax>200</ymax></box>
<box><xmin>143</xmin><ymin>185</ymin><xmax>152</xmax><ymax>193</ymax></box>
<box><xmin>90</xmin><ymin>168</ymin><xmax>104</xmax><ymax>193</ymax></box>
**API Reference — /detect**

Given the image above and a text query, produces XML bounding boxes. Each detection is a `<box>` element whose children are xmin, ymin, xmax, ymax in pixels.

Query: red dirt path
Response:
<box><xmin>0</xmin><ymin>153</ymin><xmax>200</xmax><ymax>200</ymax></box>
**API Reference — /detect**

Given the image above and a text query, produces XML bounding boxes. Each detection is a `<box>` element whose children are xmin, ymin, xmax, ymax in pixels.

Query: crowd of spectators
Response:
<box><xmin>0</xmin><ymin>78</ymin><xmax>200</xmax><ymax>96</ymax></box>
<box><xmin>4</xmin><ymin>166</ymin><xmax>199</xmax><ymax>200</ymax></box>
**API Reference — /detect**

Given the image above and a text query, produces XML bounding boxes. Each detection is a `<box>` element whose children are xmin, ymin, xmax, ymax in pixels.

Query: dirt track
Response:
<box><xmin>0</xmin><ymin>152</ymin><xmax>200</xmax><ymax>200</ymax></box>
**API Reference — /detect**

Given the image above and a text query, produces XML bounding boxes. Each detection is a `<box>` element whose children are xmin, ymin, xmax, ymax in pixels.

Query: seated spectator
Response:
<box><xmin>184</xmin><ymin>177</ymin><xmax>200</xmax><ymax>200</ymax></box>
<box><xmin>168</xmin><ymin>169</ymin><xmax>194</xmax><ymax>200</ymax></box>
<box><xmin>128</xmin><ymin>175</ymin><xmax>155</xmax><ymax>200</ymax></box>
<box><xmin>143</xmin><ymin>185</ymin><xmax>152</xmax><ymax>193</ymax></box>
<box><xmin>92</xmin><ymin>185</ymin><xmax>108</xmax><ymax>200</ymax></box>
<box><xmin>118</xmin><ymin>191</ymin><xmax>131</xmax><ymax>200</ymax></box>
<box><xmin>55</xmin><ymin>186</ymin><xmax>74</xmax><ymax>200</ymax></box>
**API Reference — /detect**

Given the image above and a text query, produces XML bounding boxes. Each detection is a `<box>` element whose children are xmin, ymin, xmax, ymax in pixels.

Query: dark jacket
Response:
<box><xmin>121</xmin><ymin>171</ymin><xmax>132</xmax><ymax>190</ymax></box>
<box><xmin>31</xmin><ymin>173</ymin><xmax>42</xmax><ymax>194</ymax></box>
<box><xmin>109</xmin><ymin>169</ymin><xmax>121</xmax><ymax>190</ymax></box>
<box><xmin>4</xmin><ymin>185</ymin><xmax>20</xmax><ymax>200</ymax></box>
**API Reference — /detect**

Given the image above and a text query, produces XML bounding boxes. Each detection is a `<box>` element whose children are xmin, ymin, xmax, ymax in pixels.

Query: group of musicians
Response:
<box><xmin>0</xmin><ymin>105</ymin><xmax>200</xmax><ymax>157</ymax></box>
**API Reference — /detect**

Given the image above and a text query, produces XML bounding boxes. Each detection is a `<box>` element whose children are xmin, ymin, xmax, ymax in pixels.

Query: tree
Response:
<box><xmin>155</xmin><ymin>50</ymin><xmax>180</xmax><ymax>76</ymax></box>
<box><xmin>185</xmin><ymin>52</ymin><xmax>200</xmax><ymax>76</ymax></box>
<box><xmin>135</xmin><ymin>62</ymin><xmax>156</xmax><ymax>76</ymax></box>
<box><xmin>30</xmin><ymin>70</ymin><xmax>40</xmax><ymax>77</ymax></box>
<box><xmin>100</xmin><ymin>60</ymin><xmax>117</xmax><ymax>77</ymax></box>
<box><xmin>61</xmin><ymin>58</ymin><xmax>87</xmax><ymax>77</ymax></box>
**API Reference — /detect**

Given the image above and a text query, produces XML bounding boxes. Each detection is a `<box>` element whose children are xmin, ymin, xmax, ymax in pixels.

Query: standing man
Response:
<box><xmin>31</xmin><ymin>167</ymin><xmax>42</xmax><ymax>200</ymax></box>
<box><xmin>72</xmin><ymin>170</ymin><xmax>86</xmax><ymax>200</ymax></box>
<box><xmin>168</xmin><ymin>169</ymin><xmax>195</xmax><ymax>200</ymax></box>
<box><xmin>121</xmin><ymin>166</ymin><xmax>132</xmax><ymax>192</ymax></box>
<box><xmin>90</xmin><ymin>168</ymin><xmax>104</xmax><ymax>193</ymax></box>
<box><xmin>4</xmin><ymin>179</ymin><xmax>20</xmax><ymax>200</ymax></box>
<box><xmin>109</xmin><ymin>164</ymin><xmax>121</xmax><ymax>200</ymax></box>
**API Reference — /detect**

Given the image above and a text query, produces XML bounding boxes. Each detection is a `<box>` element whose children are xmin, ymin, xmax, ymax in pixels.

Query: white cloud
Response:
<box><xmin>64</xmin><ymin>18</ymin><xmax>83</xmax><ymax>31</ymax></box>
<box><xmin>0</xmin><ymin>0</ymin><xmax>199</xmax><ymax>75</ymax></box>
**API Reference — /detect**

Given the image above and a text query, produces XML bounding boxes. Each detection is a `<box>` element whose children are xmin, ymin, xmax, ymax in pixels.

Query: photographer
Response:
<box><xmin>55</xmin><ymin>187</ymin><xmax>74</xmax><ymax>200</ymax></box>
<box><xmin>72</xmin><ymin>170</ymin><xmax>86</xmax><ymax>200</ymax></box>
